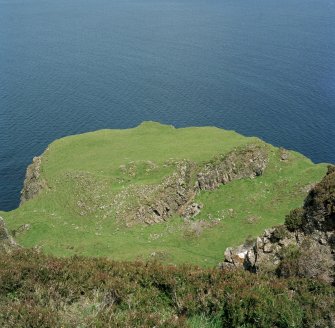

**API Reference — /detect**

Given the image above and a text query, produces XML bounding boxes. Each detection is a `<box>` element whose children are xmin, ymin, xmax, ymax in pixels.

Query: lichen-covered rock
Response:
<box><xmin>197</xmin><ymin>144</ymin><xmax>268</xmax><ymax>190</ymax></box>
<box><xmin>179</xmin><ymin>202</ymin><xmax>203</xmax><ymax>219</ymax></box>
<box><xmin>221</xmin><ymin>244</ymin><xmax>251</xmax><ymax>269</ymax></box>
<box><xmin>0</xmin><ymin>217</ymin><xmax>18</xmax><ymax>253</ymax></box>
<box><xmin>135</xmin><ymin>160</ymin><xmax>197</xmax><ymax>224</ymax></box>
<box><xmin>20</xmin><ymin>156</ymin><xmax>48</xmax><ymax>204</ymax></box>
<box><xmin>220</xmin><ymin>166</ymin><xmax>335</xmax><ymax>284</ymax></box>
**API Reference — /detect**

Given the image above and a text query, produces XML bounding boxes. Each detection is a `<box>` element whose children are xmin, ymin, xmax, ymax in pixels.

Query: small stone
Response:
<box><xmin>319</xmin><ymin>237</ymin><xmax>327</xmax><ymax>245</ymax></box>
<box><xmin>263</xmin><ymin>243</ymin><xmax>273</xmax><ymax>253</ymax></box>
<box><xmin>224</xmin><ymin>247</ymin><xmax>233</xmax><ymax>263</ymax></box>
<box><xmin>255</xmin><ymin>237</ymin><xmax>264</xmax><ymax>249</ymax></box>
<box><xmin>246</xmin><ymin>249</ymin><xmax>256</xmax><ymax>267</ymax></box>
<box><xmin>280</xmin><ymin>148</ymin><xmax>289</xmax><ymax>161</ymax></box>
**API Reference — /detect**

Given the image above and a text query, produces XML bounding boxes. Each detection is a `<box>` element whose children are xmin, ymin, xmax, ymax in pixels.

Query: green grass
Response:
<box><xmin>1</xmin><ymin>122</ymin><xmax>328</xmax><ymax>267</ymax></box>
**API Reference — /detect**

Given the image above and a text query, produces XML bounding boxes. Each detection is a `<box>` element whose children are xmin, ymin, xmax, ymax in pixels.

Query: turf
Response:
<box><xmin>1</xmin><ymin>122</ymin><xmax>328</xmax><ymax>267</ymax></box>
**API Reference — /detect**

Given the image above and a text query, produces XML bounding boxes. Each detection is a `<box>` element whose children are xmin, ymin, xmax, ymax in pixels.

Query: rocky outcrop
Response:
<box><xmin>180</xmin><ymin>202</ymin><xmax>203</xmax><ymax>220</ymax></box>
<box><xmin>132</xmin><ymin>144</ymin><xmax>268</xmax><ymax>225</ymax></box>
<box><xmin>135</xmin><ymin>161</ymin><xmax>197</xmax><ymax>225</ymax></box>
<box><xmin>279</xmin><ymin>147</ymin><xmax>290</xmax><ymax>161</ymax></box>
<box><xmin>220</xmin><ymin>166</ymin><xmax>335</xmax><ymax>284</ymax></box>
<box><xmin>197</xmin><ymin>144</ymin><xmax>268</xmax><ymax>190</ymax></box>
<box><xmin>19</xmin><ymin>143</ymin><xmax>268</xmax><ymax>225</ymax></box>
<box><xmin>20</xmin><ymin>156</ymin><xmax>48</xmax><ymax>205</ymax></box>
<box><xmin>0</xmin><ymin>217</ymin><xmax>18</xmax><ymax>253</ymax></box>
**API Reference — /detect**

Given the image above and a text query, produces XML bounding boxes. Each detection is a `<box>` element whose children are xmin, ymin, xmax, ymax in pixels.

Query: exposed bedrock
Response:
<box><xmin>220</xmin><ymin>166</ymin><xmax>335</xmax><ymax>284</ymax></box>
<box><xmin>135</xmin><ymin>160</ymin><xmax>198</xmax><ymax>225</ymax></box>
<box><xmin>196</xmin><ymin>144</ymin><xmax>268</xmax><ymax>190</ymax></box>
<box><xmin>134</xmin><ymin>144</ymin><xmax>268</xmax><ymax>224</ymax></box>
<box><xmin>19</xmin><ymin>144</ymin><xmax>268</xmax><ymax>225</ymax></box>
<box><xmin>20</xmin><ymin>156</ymin><xmax>48</xmax><ymax>205</ymax></box>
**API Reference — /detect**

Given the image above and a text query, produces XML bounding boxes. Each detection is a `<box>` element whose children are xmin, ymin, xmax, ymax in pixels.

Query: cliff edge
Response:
<box><xmin>221</xmin><ymin>165</ymin><xmax>335</xmax><ymax>284</ymax></box>
<box><xmin>20</xmin><ymin>156</ymin><xmax>48</xmax><ymax>205</ymax></box>
<box><xmin>5</xmin><ymin>122</ymin><xmax>327</xmax><ymax>265</ymax></box>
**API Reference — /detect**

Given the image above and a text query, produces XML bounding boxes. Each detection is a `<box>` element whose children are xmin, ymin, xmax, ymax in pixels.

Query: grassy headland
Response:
<box><xmin>1</xmin><ymin>122</ymin><xmax>328</xmax><ymax>266</ymax></box>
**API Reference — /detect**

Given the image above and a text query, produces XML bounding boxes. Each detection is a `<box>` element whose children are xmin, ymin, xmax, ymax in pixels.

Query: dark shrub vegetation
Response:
<box><xmin>0</xmin><ymin>249</ymin><xmax>334</xmax><ymax>327</ymax></box>
<box><xmin>285</xmin><ymin>208</ymin><xmax>304</xmax><ymax>231</ymax></box>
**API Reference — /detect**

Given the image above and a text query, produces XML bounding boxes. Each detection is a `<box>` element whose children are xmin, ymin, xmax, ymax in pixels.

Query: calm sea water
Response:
<box><xmin>1</xmin><ymin>0</ymin><xmax>335</xmax><ymax>211</ymax></box>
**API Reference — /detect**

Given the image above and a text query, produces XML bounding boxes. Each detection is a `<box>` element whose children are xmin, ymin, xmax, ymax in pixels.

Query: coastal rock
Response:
<box><xmin>220</xmin><ymin>166</ymin><xmax>335</xmax><ymax>284</ymax></box>
<box><xmin>279</xmin><ymin>147</ymin><xmax>290</xmax><ymax>161</ymax></box>
<box><xmin>20</xmin><ymin>156</ymin><xmax>48</xmax><ymax>204</ymax></box>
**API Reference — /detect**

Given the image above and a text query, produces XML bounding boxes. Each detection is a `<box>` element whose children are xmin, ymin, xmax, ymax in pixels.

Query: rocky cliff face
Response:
<box><xmin>221</xmin><ymin>166</ymin><xmax>335</xmax><ymax>284</ymax></box>
<box><xmin>135</xmin><ymin>160</ymin><xmax>198</xmax><ymax>225</ymax></box>
<box><xmin>20</xmin><ymin>156</ymin><xmax>48</xmax><ymax>205</ymax></box>
<box><xmin>0</xmin><ymin>217</ymin><xmax>18</xmax><ymax>253</ymax></box>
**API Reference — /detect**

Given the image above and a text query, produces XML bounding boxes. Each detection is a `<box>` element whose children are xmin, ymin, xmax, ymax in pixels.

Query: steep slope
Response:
<box><xmin>1</xmin><ymin>122</ymin><xmax>328</xmax><ymax>266</ymax></box>
<box><xmin>222</xmin><ymin>166</ymin><xmax>335</xmax><ymax>284</ymax></box>
<box><xmin>1</xmin><ymin>249</ymin><xmax>334</xmax><ymax>328</ymax></box>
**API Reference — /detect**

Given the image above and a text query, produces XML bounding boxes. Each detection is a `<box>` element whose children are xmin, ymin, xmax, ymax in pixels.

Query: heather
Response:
<box><xmin>1</xmin><ymin>249</ymin><xmax>334</xmax><ymax>327</ymax></box>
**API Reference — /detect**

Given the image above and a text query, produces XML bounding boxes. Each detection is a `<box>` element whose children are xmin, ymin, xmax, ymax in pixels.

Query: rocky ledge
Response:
<box><xmin>221</xmin><ymin>166</ymin><xmax>335</xmax><ymax>284</ymax></box>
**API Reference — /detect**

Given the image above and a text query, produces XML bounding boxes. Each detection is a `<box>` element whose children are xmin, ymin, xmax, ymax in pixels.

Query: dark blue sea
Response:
<box><xmin>1</xmin><ymin>0</ymin><xmax>335</xmax><ymax>211</ymax></box>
